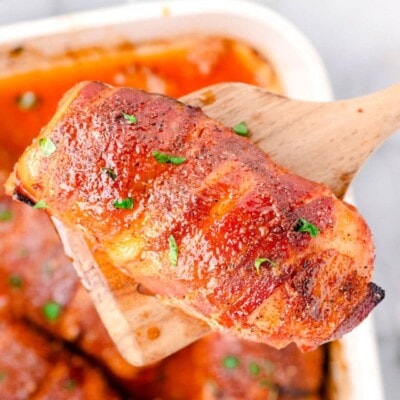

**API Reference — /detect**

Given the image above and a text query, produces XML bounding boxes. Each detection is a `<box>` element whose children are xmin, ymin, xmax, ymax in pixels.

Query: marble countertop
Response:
<box><xmin>1</xmin><ymin>0</ymin><xmax>398</xmax><ymax>398</ymax></box>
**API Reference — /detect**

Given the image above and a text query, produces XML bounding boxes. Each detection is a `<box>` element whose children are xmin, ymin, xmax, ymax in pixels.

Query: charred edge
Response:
<box><xmin>332</xmin><ymin>282</ymin><xmax>385</xmax><ymax>339</ymax></box>
<box><xmin>13</xmin><ymin>189</ymin><xmax>35</xmax><ymax>207</ymax></box>
<box><xmin>369</xmin><ymin>282</ymin><xmax>385</xmax><ymax>305</ymax></box>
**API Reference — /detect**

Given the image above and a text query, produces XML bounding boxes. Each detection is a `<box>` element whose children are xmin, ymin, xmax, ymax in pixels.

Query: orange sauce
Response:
<box><xmin>0</xmin><ymin>36</ymin><xmax>281</xmax><ymax>158</ymax></box>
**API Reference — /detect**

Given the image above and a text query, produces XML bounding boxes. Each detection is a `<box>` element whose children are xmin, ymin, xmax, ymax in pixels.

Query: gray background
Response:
<box><xmin>1</xmin><ymin>0</ymin><xmax>399</xmax><ymax>398</ymax></box>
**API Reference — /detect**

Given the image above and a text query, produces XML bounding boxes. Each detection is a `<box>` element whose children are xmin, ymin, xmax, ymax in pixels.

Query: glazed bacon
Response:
<box><xmin>8</xmin><ymin>81</ymin><xmax>384</xmax><ymax>351</ymax></box>
<box><xmin>131</xmin><ymin>332</ymin><xmax>324</xmax><ymax>399</ymax></box>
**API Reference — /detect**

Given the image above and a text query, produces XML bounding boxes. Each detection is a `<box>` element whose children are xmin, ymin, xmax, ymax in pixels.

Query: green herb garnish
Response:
<box><xmin>248</xmin><ymin>362</ymin><xmax>261</xmax><ymax>376</ymax></box>
<box><xmin>64</xmin><ymin>379</ymin><xmax>77</xmax><ymax>391</ymax></box>
<box><xmin>254</xmin><ymin>258</ymin><xmax>277</xmax><ymax>275</ymax></box>
<box><xmin>294</xmin><ymin>217</ymin><xmax>320</xmax><ymax>238</ymax></box>
<box><xmin>0</xmin><ymin>210</ymin><xmax>12</xmax><ymax>221</ymax></box>
<box><xmin>113</xmin><ymin>197</ymin><xmax>134</xmax><ymax>210</ymax></box>
<box><xmin>122</xmin><ymin>112</ymin><xmax>137</xmax><ymax>124</ymax></box>
<box><xmin>33</xmin><ymin>200</ymin><xmax>48</xmax><ymax>209</ymax></box>
<box><xmin>232</xmin><ymin>121</ymin><xmax>249</xmax><ymax>136</ymax></box>
<box><xmin>101</xmin><ymin>167</ymin><xmax>117</xmax><ymax>180</ymax></box>
<box><xmin>42</xmin><ymin>301</ymin><xmax>62</xmax><ymax>321</ymax></box>
<box><xmin>152</xmin><ymin>150</ymin><xmax>186</xmax><ymax>165</ymax></box>
<box><xmin>0</xmin><ymin>371</ymin><xmax>7</xmax><ymax>383</ymax></box>
<box><xmin>169</xmin><ymin>235</ymin><xmax>178</xmax><ymax>266</ymax></box>
<box><xmin>9</xmin><ymin>275</ymin><xmax>23</xmax><ymax>289</ymax></box>
<box><xmin>223</xmin><ymin>355</ymin><xmax>239</xmax><ymax>369</ymax></box>
<box><xmin>39</xmin><ymin>137</ymin><xmax>56</xmax><ymax>156</ymax></box>
<box><xmin>17</xmin><ymin>91</ymin><xmax>38</xmax><ymax>110</ymax></box>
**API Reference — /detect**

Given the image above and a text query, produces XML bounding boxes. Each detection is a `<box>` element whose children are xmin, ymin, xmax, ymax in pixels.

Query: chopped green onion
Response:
<box><xmin>42</xmin><ymin>301</ymin><xmax>62</xmax><ymax>321</ymax></box>
<box><xmin>223</xmin><ymin>355</ymin><xmax>239</xmax><ymax>369</ymax></box>
<box><xmin>101</xmin><ymin>167</ymin><xmax>117</xmax><ymax>180</ymax></box>
<box><xmin>294</xmin><ymin>217</ymin><xmax>320</xmax><ymax>238</ymax></box>
<box><xmin>232</xmin><ymin>121</ymin><xmax>249</xmax><ymax>136</ymax></box>
<box><xmin>113</xmin><ymin>197</ymin><xmax>134</xmax><ymax>210</ymax></box>
<box><xmin>39</xmin><ymin>137</ymin><xmax>56</xmax><ymax>156</ymax></box>
<box><xmin>122</xmin><ymin>112</ymin><xmax>137</xmax><ymax>124</ymax></box>
<box><xmin>0</xmin><ymin>210</ymin><xmax>12</xmax><ymax>221</ymax></box>
<box><xmin>248</xmin><ymin>362</ymin><xmax>261</xmax><ymax>376</ymax></box>
<box><xmin>254</xmin><ymin>258</ymin><xmax>277</xmax><ymax>275</ymax></box>
<box><xmin>0</xmin><ymin>371</ymin><xmax>7</xmax><ymax>382</ymax></box>
<box><xmin>17</xmin><ymin>91</ymin><xmax>38</xmax><ymax>110</ymax></box>
<box><xmin>169</xmin><ymin>235</ymin><xmax>178</xmax><ymax>267</ymax></box>
<box><xmin>33</xmin><ymin>200</ymin><xmax>48</xmax><ymax>209</ymax></box>
<box><xmin>152</xmin><ymin>150</ymin><xmax>186</xmax><ymax>165</ymax></box>
<box><xmin>9</xmin><ymin>275</ymin><xmax>23</xmax><ymax>289</ymax></box>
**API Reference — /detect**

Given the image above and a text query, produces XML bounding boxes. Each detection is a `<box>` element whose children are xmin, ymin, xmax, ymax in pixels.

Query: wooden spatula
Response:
<box><xmin>54</xmin><ymin>82</ymin><xmax>400</xmax><ymax>366</ymax></box>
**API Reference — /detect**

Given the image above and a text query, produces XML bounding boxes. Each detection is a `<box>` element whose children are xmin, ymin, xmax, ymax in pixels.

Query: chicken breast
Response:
<box><xmin>131</xmin><ymin>332</ymin><xmax>324</xmax><ymax>400</ymax></box>
<box><xmin>0</xmin><ymin>318</ymin><xmax>120</xmax><ymax>400</ymax></box>
<box><xmin>7</xmin><ymin>81</ymin><xmax>384</xmax><ymax>351</ymax></box>
<box><xmin>0</xmin><ymin>167</ymin><xmax>141</xmax><ymax>381</ymax></box>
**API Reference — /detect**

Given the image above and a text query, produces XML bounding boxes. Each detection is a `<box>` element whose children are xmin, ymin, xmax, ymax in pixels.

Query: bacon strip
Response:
<box><xmin>7</xmin><ymin>81</ymin><xmax>384</xmax><ymax>350</ymax></box>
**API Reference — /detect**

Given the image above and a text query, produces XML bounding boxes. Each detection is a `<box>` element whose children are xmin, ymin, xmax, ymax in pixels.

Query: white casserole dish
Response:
<box><xmin>0</xmin><ymin>1</ymin><xmax>384</xmax><ymax>398</ymax></box>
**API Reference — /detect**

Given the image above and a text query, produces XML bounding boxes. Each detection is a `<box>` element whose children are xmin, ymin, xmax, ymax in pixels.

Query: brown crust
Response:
<box><xmin>10</xmin><ymin>81</ymin><xmax>383</xmax><ymax>351</ymax></box>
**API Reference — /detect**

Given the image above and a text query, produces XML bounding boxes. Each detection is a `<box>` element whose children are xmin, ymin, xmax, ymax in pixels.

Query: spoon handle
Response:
<box><xmin>184</xmin><ymin>83</ymin><xmax>400</xmax><ymax>197</ymax></box>
<box><xmin>292</xmin><ymin>83</ymin><xmax>400</xmax><ymax>196</ymax></box>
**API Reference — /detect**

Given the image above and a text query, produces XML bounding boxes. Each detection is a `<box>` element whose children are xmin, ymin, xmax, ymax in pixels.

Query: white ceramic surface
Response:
<box><xmin>0</xmin><ymin>0</ymin><xmax>332</xmax><ymax>102</ymax></box>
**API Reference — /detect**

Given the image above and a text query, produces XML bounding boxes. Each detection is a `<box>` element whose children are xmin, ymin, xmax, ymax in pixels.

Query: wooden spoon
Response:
<box><xmin>54</xmin><ymin>82</ymin><xmax>400</xmax><ymax>366</ymax></box>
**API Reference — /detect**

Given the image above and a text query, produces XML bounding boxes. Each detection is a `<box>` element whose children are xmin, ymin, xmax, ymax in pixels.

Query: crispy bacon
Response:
<box><xmin>131</xmin><ymin>332</ymin><xmax>324</xmax><ymax>399</ymax></box>
<box><xmin>0</xmin><ymin>318</ymin><xmax>120</xmax><ymax>399</ymax></box>
<box><xmin>0</xmin><ymin>167</ymin><xmax>141</xmax><ymax>381</ymax></box>
<box><xmin>7</xmin><ymin>81</ymin><xmax>384</xmax><ymax>350</ymax></box>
